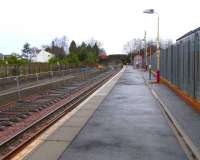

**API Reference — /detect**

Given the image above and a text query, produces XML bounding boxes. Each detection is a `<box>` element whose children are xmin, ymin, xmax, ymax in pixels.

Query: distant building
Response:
<box><xmin>99</xmin><ymin>51</ymin><xmax>108</xmax><ymax>60</ymax></box>
<box><xmin>0</xmin><ymin>53</ymin><xmax>3</xmax><ymax>59</ymax></box>
<box><xmin>133</xmin><ymin>54</ymin><xmax>143</xmax><ymax>68</ymax></box>
<box><xmin>107</xmin><ymin>54</ymin><xmax>126</xmax><ymax>65</ymax></box>
<box><xmin>32</xmin><ymin>50</ymin><xmax>54</xmax><ymax>63</ymax></box>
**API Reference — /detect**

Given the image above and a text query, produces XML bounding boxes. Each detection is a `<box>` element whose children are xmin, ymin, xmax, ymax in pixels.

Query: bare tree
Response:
<box><xmin>44</xmin><ymin>36</ymin><xmax>69</xmax><ymax>59</ymax></box>
<box><xmin>160</xmin><ymin>39</ymin><xmax>173</xmax><ymax>49</ymax></box>
<box><xmin>123</xmin><ymin>38</ymin><xmax>144</xmax><ymax>54</ymax></box>
<box><xmin>52</xmin><ymin>36</ymin><xmax>69</xmax><ymax>53</ymax></box>
<box><xmin>87</xmin><ymin>38</ymin><xmax>103</xmax><ymax>48</ymax></box>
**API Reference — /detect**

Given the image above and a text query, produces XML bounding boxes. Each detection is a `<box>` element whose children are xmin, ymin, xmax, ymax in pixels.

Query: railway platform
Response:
<box><xmin>143</xmin><ymin>71</ymin><xmax>200</xmax><ymax>158</ymax></box>
<box><xmin>15</xmin><ymin>66</ymin><xmax>189</xmax><ymax>160</ymax></box>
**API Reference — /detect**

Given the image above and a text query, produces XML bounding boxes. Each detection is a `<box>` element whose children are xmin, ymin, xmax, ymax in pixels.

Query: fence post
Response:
<box><xmin>5</xmin><ymin>65</ymin><xmax>8</xmax><ymax>77</ymax></box>
<box><xmin>36</xmin><ymin>73</ymin><xmax>39</xmax><ymax>81</ymax></box>
<box><xmin>62</xmin><ymin>70</ymin><xmax>64</xmax><ymax>78</ymax></box>
<box><xmin>69</xmin><ymin>65</ymin><xmax>71</xmax><ymax>73</ymax></box>
<box><xmin>51</xmin><ymin>71</ymin><xmax>54</xmax><ymax>79</ymax></box>
<box><xmin>16</xmin><ymin>76</ymin><xmax>21</xmax><ymax>101</ymax></box>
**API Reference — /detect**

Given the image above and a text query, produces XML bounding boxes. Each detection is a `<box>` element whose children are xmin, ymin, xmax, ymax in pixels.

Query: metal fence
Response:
<box><xmin>0</xmin><ymin>67</ymin><xmax>97</xmax><ymax>92</ymax></box>
<box><xmin>150</xmin><ymin>30</ymin><xmax>200</xmax><ymax>100</ymax></box>
<box><xmin>0</xmin><ymin>63</ymin><xmax>80</xmax><ymax>78</ymax></box>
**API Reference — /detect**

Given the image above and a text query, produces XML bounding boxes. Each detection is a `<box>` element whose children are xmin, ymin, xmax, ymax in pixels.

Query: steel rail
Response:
<box><xmin>0</xmin><ymin>70</ymin><xmax>119</xmax><ymax>160</ymax></box>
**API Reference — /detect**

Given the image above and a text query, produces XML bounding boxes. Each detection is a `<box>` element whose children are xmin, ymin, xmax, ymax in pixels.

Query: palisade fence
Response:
<box><xmin>150</xmin><ymin>33</ymin><xmax>200</xmax><ymax>100</ymax></box>
<box><xmin>0</xmin><ymin>63</ymin><xmax>79</xmax><ymax>78</ymax></box>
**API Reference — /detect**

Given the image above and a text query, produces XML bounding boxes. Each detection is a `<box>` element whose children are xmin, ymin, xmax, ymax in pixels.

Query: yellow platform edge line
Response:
<box><xmin>151</xmin><ymin>70</ymin><xmax>200</xmax><ymax>112</ymax></box>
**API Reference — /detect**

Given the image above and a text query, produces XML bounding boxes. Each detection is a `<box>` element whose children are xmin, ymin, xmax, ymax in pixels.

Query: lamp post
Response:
<box><xmin>143</xmin><ymin>9</ymin><xmax>160</xmax><ymax>83</ymax></box>
<box><xmin>130</xmin><ymin>48</ymin><xmax>132</xmax><ymax>66</ymax></box>
<box><xmin>143</xmin><ymin>31</ymin><xmax>147</xmax><ymax>71</ymax></box>
<box><xmin>129</xmin><ymin>41</ymin><xmax>133</xmax><ymax>67</ymax></box>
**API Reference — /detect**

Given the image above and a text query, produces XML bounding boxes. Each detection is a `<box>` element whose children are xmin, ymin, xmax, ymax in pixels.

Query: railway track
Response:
<box><xmin>0</xmin><ymin>68</ymin><xmax>120</xmax><ymax>160</ymax></box>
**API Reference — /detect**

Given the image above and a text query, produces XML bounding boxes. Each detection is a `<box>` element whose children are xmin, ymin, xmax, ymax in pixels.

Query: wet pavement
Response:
<box><xmin>59</xmin><ymin>66</ymin><xmax>187</xmax><ymax>160</ymax></box>
<box><xmin>143</xmin><ymin>71</ymin><xmax>200</xmax><ymax>155</ymax></box>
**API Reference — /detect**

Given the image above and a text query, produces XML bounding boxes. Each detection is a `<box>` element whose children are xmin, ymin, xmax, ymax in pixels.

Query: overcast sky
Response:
<box><xmin>0</xmin><ymin>0</ymin><xmax>199</xmax><ymax>54</ymax></box>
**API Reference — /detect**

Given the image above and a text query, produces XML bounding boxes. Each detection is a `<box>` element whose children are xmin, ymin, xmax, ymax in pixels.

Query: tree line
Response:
<box><xmin>47</xmin><ymin>38</ymin><xmax>103</xmax><ymax>65</ymax></box>
<box><xmin>0</xmin><ymin>36</ymin><xmax>105</xmax><ymax>66</ymax></box>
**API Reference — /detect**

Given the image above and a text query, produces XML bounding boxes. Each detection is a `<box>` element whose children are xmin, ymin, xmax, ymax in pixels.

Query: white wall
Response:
<box><xmin>32</xmin><ymin>50</ymin><xmax>54</xmax><ymax>63</ymax></box>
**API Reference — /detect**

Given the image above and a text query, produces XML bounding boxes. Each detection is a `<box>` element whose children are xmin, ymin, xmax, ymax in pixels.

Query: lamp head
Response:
<box><xmin>143</xmin><ymin>9</ymin><xmax>154</xmax><ymax>14</ymax></box>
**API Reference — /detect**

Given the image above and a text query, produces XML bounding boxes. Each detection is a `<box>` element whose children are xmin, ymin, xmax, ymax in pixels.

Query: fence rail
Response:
<box><xmin>0</xmin><ymin>66</ymin><xmax>101</xmax><ymax>93</ymax></box>
<box><xmin>0</xmin><ymin>63</ymin><xmax>79</xmax><ymax>78</ymax></box>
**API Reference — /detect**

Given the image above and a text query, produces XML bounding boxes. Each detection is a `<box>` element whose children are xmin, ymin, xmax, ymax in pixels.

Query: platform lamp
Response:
<box><xmin>143</xmin><ymin>9</ymin><xmax>160</xmax><ymax>83</ymax></box>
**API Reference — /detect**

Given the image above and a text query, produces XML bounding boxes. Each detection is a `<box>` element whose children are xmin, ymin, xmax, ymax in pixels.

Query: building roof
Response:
<box><xmin>176</xmin><ymin>27</ymin><xmax>200</xmax><ymax>41</ymax></box>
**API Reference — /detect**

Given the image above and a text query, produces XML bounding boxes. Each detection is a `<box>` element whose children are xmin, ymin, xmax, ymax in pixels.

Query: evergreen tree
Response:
<box><xmin>22</xmin><ymin>43</ymin><xmax>32</xmax><ymax>61</ymax></box>
<box><xmin>69</xmin><ymin>40</ymin><xmax>77</xmax><ymax>53</ymax></box>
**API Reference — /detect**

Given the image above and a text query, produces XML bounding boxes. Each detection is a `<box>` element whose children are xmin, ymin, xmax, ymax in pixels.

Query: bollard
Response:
<box><xmin>149</xmin><ymin>69</ymin><xmax>152</xmax><ymax>80</ymax></box>
<box><xmin>36</xmin><ymin>73</ymin><xmax>39</xmax><ymax>81</ymax></box>
<box><xmin>148</xmin><ymin>64</ymin><xmax>152</xmax><ymax>81</ymax></box>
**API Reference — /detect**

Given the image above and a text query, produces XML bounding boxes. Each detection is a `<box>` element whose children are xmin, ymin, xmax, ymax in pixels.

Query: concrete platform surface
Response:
<box><xmin>59</xmin><ymin>67</ymin><xmax>187</xmax><ymax>160</ymax></box>
<box><xmin>143</xmin><ymin>71</ymin><xmax>200</xmax><ymax>155</ymax></box>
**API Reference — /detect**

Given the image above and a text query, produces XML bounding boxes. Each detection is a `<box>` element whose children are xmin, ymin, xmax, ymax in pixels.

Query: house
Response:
<box><xmin>32</xmin><ymin>50</ymin><xmax>54</xmax><ymax>63</ymax></box>
<box><xmin>0</xmin><ymin>53</ymin><xmax>4</xmax><ymax>59</ymax></box>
